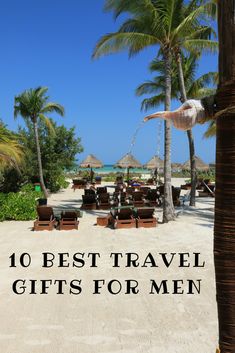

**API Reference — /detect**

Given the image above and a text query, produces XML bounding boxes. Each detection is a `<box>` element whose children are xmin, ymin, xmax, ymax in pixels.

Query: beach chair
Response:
<box><xmin>145</xmin><ymin>189</ymin><xmax>161</xmax><ymax>207</ymax></box>
<box><xmin>34</xmin><ymin>206</ymin><xmax>56</xmax><ymax>231</ymax></box>
<box><xmin>172</xmin><ymin>187</ymin><xmax>181</xmax><ymax>206</ymax></box>
<box><xmin>81</xmin><ymin>194</ymin><xmax>97</xmax><ymax>210</ymax></box>
<box><xmin>132</xmin><ymin>191</ymin><xmax>145</xmax><ymax>207</ymax></box>
<box><xmin>125</xmin><ymin>186</ymin><xmax>134</xmax><ymax>197</ymax></box>
<box><xmin>136</xmin><ymin>208</ymin><xmax>157</xmax><ymax>228</ymax></box>
<box><xmin>97</xmin><ymin>193</ymin><xmax>111</xmax><ymax>209</ymax></box>
<box><xmin>84</xmin><ymin>189</ymin><xmax>96</xmax><ymax>195</ymax></box>
<box><xmin>113</xmin><ymin>192</ymin><xmax>127</xmax><ymax>206</ymax></box>
<box><xmin>72</xmin><ymin>179</ymin><xmax>87</xmax><ymax>191</ymax></box>
<box><xmin>140</xmin><ymin>186</ymin><xmax>151</xmax><ymax>196</ymax></box>
<box><xmin>96</xmin><ymin>186</ymin><xmax>107</xmax><ymax>194</ymax></box>
<box><xmin>59</xmin><ymin>211</ymin><xmax>79</xmax><ymax>230</ymax></box>
<box><xmin>112</xmin><ymin>208</ymin><xmax>136</xmax><ymax>229</ymax></box>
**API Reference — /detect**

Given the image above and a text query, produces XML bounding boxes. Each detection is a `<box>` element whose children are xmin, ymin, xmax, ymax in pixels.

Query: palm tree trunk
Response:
<box><xmin>33</xmin><ymin>121</ymin><xmax>48</xmax><ymax>198</ymax></box>
<box><xmin>163</xmin><ymin>48</ymin><xmax>175</xmax><ymax>223</ymax></box>
<box><xmin>214</xmin><ymin>1</ymin><xmax>235</xmax><ymax>351</ymax></box>
<box><xmin>176</xmin><ymin>52</ymin><xmax>196</xmax><ymax>207</ymax></box>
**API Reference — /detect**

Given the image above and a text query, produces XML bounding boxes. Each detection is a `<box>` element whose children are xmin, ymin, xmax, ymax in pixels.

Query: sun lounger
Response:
<box><xmin>136</xmin><ymin>208</ymin><xmax>157</xmax><ymax>228</ymax></box>
<box><xmin>34</xmin><ymin>206</ymin><xmax>56</xmax><ymax>231</ymax></box>
<box><xmin>72</xmin><ymin>179</ymin><xmax>87</xmax><ymax>191</ymax></box>
<box><xmin>96</xmin><ymin>186</ymin><xmax>107</xmax><ymax>194</ymax></box>
<box><xmin>97</xmin><ymin>193</ymin><xmax>111</xmax><ymax>209</ymax></box>
<box><xmin>81</xmin><ymin>194</ymin><xmax>97</xmax><ymax>210</ymax></box>
<box><xmin>145</xmin><ymin>189</ymin><xmax>161</xmax><ymax>207</ymax></box>
<box><xmin>172</xmin><ymin>187</ymin><xmax>181</xmax><ymax>206</ymax></box>
<box><xmin>84</xmin><ymin>189</ymin><xmax>96</xmax><ymax>195</ymax></box>
<box><xmin>132</xmin><ymin>191</ymin><xmax>145</xmax><ymax>207</ymax></box>
<box><xmin>112</xmin><ymin>208</ymin><xmax>136</xmax><ymax>229</ymax></box>
<box><xmin>59</xmin><ymin>211</ymin><xmax>79</xmax><ymax>230</ymax></box>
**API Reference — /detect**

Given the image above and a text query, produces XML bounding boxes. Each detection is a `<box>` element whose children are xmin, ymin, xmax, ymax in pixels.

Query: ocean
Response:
<box><xmin>76</xmin><ymin>164</ymin><xmax>151</xmax><ymax>174</ymax></box>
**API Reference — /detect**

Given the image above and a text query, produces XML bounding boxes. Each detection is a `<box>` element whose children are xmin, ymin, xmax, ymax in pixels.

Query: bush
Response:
<box><xmin>0</xmin><ymin>184</ymin><xmax>42</xmax><ymax>221</ymax></box>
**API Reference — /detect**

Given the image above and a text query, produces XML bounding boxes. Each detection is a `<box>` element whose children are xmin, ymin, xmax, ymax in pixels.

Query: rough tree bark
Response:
<box><xmin>33</xmin><ymin>120</ymin><xmax>48</xmax><ymax>198</ymax></box>
<box><xmin>214</xmin><ymin>1</ymin><xmax>235</xmax><ymax>352</ymax></box>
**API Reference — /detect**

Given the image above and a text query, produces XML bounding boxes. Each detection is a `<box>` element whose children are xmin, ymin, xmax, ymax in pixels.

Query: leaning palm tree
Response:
<box><xmin>0</xmin><ymin>125</ymin><xmax>24</xmax><ymax>171</ymax></box>
<box><xmin>14</xmin><ymin>87</ymin><xmax>64</xmax><ymax>198</ymax></box>
<box><xmin>93</xmin><ymin>0</ymin><xmax>217</xmax><ymax>221</ymax></box>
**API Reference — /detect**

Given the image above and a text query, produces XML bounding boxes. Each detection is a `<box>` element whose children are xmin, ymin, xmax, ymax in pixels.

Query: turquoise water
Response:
<box><xmin>77</xmin><ymin>164</ymin><xmax>150</xmax><ymax>174</ymax></box>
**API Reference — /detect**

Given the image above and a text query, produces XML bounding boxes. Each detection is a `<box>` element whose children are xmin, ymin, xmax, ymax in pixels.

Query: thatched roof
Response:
<box><xmin>171</xmin><ymin>162</ymin><xmax>182</xmax><ymax>170</ymax></box>
<box><xmin>115</xmin><ymin>153</ymin><xmax>142</xmax><ymax>169</ymax></box>
<box><xmin>80</xmin><ymin>154</ymin><xmax>103</xmax><ymax>168</ymax></box>
<box><xmin>144</xmin><ymin>155</ymin><xmax>164</xmax><ymax>169</ymax></box>
<box><xmin>182</xmin><ymin>156</ymin><xmax>209</xmax><ymax>171</ymax></box>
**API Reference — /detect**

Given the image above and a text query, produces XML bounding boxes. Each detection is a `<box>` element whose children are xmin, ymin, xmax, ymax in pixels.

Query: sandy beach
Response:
<box><xmin>0</xmin><ymin>179</ymin><xmax>218</xmax><ymax>353</ymax></box>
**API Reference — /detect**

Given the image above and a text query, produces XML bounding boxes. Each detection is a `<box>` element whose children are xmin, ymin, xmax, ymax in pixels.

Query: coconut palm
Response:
<box><xmin>14</xmin><ymin>87</ymin><xmax>64</xmax><ymax>198</ymax></box>
<box><xmin>93</xmin><ymin>0</ymin><xmax>217</xmax><ymax>222</ymax></box>
<box><xmin>137</xmin><ymin>54</ymin><xmax>217</xmax><ymax>204</ymax></box>
<box><xmin>0</xmin><ymin>125</ymin><xmax>24</xmax><ymax>171</ymax></box>
<box><xmin>214</xmin><ymin>1</ymin><xmax>235</xmax><ymax>351</ymax></box>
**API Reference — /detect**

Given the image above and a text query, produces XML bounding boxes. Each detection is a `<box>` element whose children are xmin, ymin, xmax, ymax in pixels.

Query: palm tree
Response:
<box><xmin>214</xmin><ymin>1</ymin><xmax>235</xmax><ymax>351</ymax></box>
<box><xmin>136</xmin><ymin>54</ymin><xmax>217</xmax><ymax>202</ymax></box>
<box><xmin>14</xmin><ymin>87</ymin><xmax>64</xmax><ymax>198</ymax></box>
<box><xmin>93</xmin><ymin>0</ymin><xmax>217</xmax><ymax>222</ymax></box>
<box><xmin>0</xmin><ymin>124</ymin><xmax>24</xmax><ymax>171</ymax></box>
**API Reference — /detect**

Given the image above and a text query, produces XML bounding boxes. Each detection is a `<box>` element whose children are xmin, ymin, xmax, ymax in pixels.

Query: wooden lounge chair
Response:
<box><xmin>172</xmin><ymin>187</ymin><xmax>181</xmax><ymax>206</ymax></box>
<box><xmin>113</xmin><ymin>192</ymin><xmax>127</xmax><ymax>206</ymax></box>
<box><xmin>96</xmin><ymin>186</ymin><xmax>107</xmax><ymax>194</ymax></box>
<box><xmin>140</xmin><ymin>186</ymin><xmax>151</xmax><ymax>196</ymax></box>
<box><xmin>81</xmin><ymin>194</ymin><xmax>97</xmax><ymax>210</ymax></box>
<box><xmin>84</xmin><ymin>189</ymin><xmax>96</xmax><ymax>195</ymax></box>
<box><xmin>97</xmin><ymin>193</ymin><xmax>111</xmax><ymax>209</ymax></box>
<box><xmin>132</xmin><ymin>191</ymin><xmax>145</xmax><ymax>207</ymax></box>
<box><xmin>145</xmin><ymin>189</ymin><xmax>161</xmax><ymax>207</ymax></box>
<box><xmin>59</xmin><ymin>211</ymin><xmax>79</xmax><ymax>230</ymax></box>
<box><xmin>72</xmin><ymin>179</ymin><xmax>87</xmax><ymax>191</ymax></box>
<box><xmin>34</xmin><ymin>206</ymin><xmax>56</xmax><ymax>231</ymax></box>
<box><xmin>112</xmin><ymin>208</ymin><xmax>136</xmax><ymax>229</ymax></box>
<box><xmin>136</xmin><ymin>208</ymin><xmax>157</xmax><ymax>228</ymax></box>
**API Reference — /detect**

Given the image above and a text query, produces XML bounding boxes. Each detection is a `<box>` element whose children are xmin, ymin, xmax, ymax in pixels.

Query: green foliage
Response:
<box><xmin>17</xmin><ymin>119</ymin><xmax>83</xmax><ymax>192</ymax></box>
<box><xmin>0</xmin><ymin>184</ymin><xmax>42</xmax><ymax>221</ymax></box>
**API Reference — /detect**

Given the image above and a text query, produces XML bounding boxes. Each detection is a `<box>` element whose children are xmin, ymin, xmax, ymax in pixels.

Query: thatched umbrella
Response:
<box><xmin>115</xmin><ymin>153</ymin><xmax>142</xmax><ymax>182</ymax></box>
<box><xmin>171</xmin><ymin>163</ymin><xmax>182</xmax><ymax>171</ymax></box>
<box><xmin>80</xmin><ymin>154</ymin><xmax>103</xmax><ymax>182</ymax></box>
<box><xmin>144</xmin><ymin>155</ymin><xmax>164</xmax><ymax>170</ymax></box>
<box><xmin>182</xmin><ymin>156</ymin><xmax>209</xmax><ymax>171</ymax></box>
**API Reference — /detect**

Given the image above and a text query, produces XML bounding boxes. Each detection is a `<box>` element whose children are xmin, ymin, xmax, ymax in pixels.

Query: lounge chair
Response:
<box><xmin>132</xmin><ymin>191</ymin><xmax>145</xmax><ymax>207</ymax></box>
<box><xmin>113</xmin><ymin>192</ymin><xmax>127</xmax><ymax>206</ymax></box>
<box><xmin>172</xmin><ymin>187</ymin><xmax>181</xmax><ymax>206</ymax></box>
<box><xmin>136</xmin><ymin>208</ymin><xmax>157</xmax><ymax>228</ymax></box>
<box><xmin>72</xmin><ymin>179</ymin><xmax>87</xmax><ymax>191</ymax></box>
<box><xmin>112</xmin><ymin>208</ymin><xmax>136</xmax><ymax>229</ymax></box>
<box><xmin>140</xmin><ymin>186</ymin><xmax>151</xmax><ymax>196</ymax></box>
<box><xmin>96</xmin><ymin>186</ymin><xmax>107</xmax><ymax>194</ymax></box>
<box><xmin>125</xmin><ymin>186</ymin><xmax>134</xmax><ymax>197</ymax></box>
<box><xmin>97</xmin><ymin>193</ymin><xmax>111</xmax><ymax>209</ymax></box>
<box><xmin>84</xmin><ymin>189</ymin><xmax>96</xmax><ymax>195</ymax></box>
<box><xmin>34</xmin><ymin>206</ymin><xmax>56</xmax><ymax>231</ymax></box>
<box><xmin>145</xmin><ymin>189</ymin><xmax>161</xmax><ymax>207</ymax></box>
<box><xmin>81</xmin><ymin>194</ymin><xmax>97</xmax><ymax>210</ymax></box>
<box><xmin>59</xmin><ymin>211</ymin><xmax>79</xmax><ymax>230</ymax></box>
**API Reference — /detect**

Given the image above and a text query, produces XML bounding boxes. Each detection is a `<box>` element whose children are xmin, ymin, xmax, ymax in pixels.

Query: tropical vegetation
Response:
<box><xmin>93</xmin><ymin>0</ymin><xmax>217</xmax><ymax>220</ymax></box>
<box><xmin>14</xmin><ymin>87</ymin><xmax>65</xmax><ymax>198</ymax></box>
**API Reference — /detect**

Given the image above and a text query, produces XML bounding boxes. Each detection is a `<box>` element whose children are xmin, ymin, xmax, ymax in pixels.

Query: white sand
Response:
<box><xmin>0</xmin><ymin>180</ymin><xmax>218</xmax><ymax>353</ymax></box>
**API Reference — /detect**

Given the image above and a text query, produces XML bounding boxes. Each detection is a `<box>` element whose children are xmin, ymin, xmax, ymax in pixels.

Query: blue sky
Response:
<box><xmin>0</xmin><ymin>0</ymin><xmax>218</xmax><ymax>164</ymax></box>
